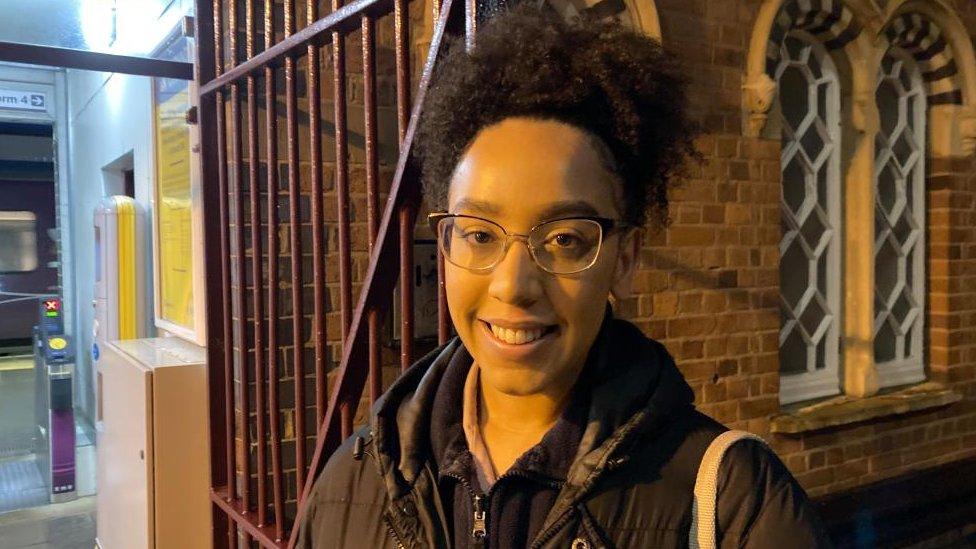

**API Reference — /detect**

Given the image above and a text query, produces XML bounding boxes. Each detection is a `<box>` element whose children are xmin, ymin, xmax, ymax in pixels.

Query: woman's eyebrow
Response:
<box><xmin>452</xmin><ymin>198</ymin><xmax>602</xmax><ymax>219</ymax></box>
<box><xmin>537</xmin><ymin>200</ymin><xmax>601</xmax><ymax>219</ymax></box>
<box><xmin>453</xmin><ymin>198</ymin><xmax>501</xmax><ymax>215</ymax></box>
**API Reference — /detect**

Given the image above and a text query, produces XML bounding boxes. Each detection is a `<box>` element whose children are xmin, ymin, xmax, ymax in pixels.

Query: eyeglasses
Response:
<box><xmin>428</xmin><ymin>212</ymin><xmax>630</xmax><ymax>275</ymax></box>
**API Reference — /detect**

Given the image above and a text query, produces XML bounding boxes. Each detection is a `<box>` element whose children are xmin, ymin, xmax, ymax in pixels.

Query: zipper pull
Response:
<box><xmin>472</xmin><ymin>494</ymin><xmax>487</xmax><ymax>544</ymax></box>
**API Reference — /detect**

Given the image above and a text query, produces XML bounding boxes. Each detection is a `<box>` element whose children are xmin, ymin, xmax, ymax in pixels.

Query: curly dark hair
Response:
<box><xmin>414</xmin><ymin>4</ymin><xmax>698</xmax><ymax>227</ymax></box>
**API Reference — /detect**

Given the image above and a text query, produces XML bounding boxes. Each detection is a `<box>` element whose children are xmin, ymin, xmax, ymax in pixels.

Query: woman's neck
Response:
<box><xmin>477</xmin><ymin>371</ymin><xmax>577</xmax><ymax>476</ymax></box>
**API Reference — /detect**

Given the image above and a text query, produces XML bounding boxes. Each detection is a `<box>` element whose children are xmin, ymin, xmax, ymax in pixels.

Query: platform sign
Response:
<box><xmin>152</xmin><ymin>31</ymin><xmax>194</xmax><ymax>331</ymax></box>
<box><xmin>0</xmin><ymin>88</ymin><xmax>47</xmax><ymax>112</ymax></box>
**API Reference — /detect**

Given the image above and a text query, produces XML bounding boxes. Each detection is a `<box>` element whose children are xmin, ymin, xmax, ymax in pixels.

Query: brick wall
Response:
<box><xmin>638</xmin><ymin>0</ymin><xmax>976</xmax><ymax>501</ymax></box>
<box><xmin>217</xmin><ymin>0</ymin><xmax>976</xmax><ymax>533</ymax></box>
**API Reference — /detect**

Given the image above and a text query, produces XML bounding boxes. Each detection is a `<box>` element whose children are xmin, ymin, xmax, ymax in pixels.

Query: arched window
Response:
<box><xmin>873</xmin><ymin>49</ymin><xmax>926</xmax><ymax>388</ymax></box>
<box><xmin>776</xmin><ymin>31</ymin><xmax>843</xmax><ymax>404</ymax></box>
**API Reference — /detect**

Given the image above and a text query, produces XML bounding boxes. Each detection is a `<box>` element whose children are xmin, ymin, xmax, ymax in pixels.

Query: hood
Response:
<box><xmin>368</xmin><ymin>309</ymin><xmax>696</xmax><ymax>500</ymax></box>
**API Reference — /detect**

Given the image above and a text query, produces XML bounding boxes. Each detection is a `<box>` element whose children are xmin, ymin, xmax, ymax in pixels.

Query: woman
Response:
<box><xmin>296</xmin><ymin>6</ymin><xmax>831</xmax><ymax>548</ymax></box>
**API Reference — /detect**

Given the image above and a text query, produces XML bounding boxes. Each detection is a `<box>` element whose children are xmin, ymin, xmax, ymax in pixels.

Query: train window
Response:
<box><xmin>0</xmin><ymin>211</ymin><xmax>38</xmax><ymax>272</ymax></box>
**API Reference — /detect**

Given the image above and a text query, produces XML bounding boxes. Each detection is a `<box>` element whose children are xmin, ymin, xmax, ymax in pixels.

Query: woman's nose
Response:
<box><xmin>487</xmin><ymin>239</ymin><xmax>544</xmax><ymax>306</ymax></box>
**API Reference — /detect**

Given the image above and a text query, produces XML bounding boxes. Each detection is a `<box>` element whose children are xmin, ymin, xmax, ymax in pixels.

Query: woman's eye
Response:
<box><xmin>465</xmin><ymin>231</ymin><xmax>494</xmax><ymax>244</ymax></box>
<box><xmin>550</xmin><ymin>233</ymin><xmax>581</xmax><ymax>247</ymax></box>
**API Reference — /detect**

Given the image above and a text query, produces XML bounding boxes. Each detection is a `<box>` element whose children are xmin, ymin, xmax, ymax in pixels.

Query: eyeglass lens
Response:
<box><xmin>439</xmin><ymin>216</ymin><xmax>603</xmax><ymax>274</ymax></box>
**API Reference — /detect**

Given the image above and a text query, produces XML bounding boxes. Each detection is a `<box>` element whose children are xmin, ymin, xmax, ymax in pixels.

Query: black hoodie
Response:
<box><xmin>295</xmin><ymin>314</ymin><xmax>832</xmax><ymax>548</ymax></box>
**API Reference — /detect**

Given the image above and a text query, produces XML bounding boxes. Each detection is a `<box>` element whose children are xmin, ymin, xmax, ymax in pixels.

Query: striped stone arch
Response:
<box><xmin>764</xmin><ymin>0</ymin><xmax>864</xmax><ymax>77</ymax></box>
<box><xmin>883</xmin><ymin>12</ymin><xmax>963</xmax><ymax>105</ymax></box>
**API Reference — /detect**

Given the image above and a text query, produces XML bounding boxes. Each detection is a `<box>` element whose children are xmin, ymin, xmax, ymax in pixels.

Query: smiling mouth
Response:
<box><xmin>481</xmin><ymin>321</ymin><xmax>558</xmax><ymax>345</ymax></box>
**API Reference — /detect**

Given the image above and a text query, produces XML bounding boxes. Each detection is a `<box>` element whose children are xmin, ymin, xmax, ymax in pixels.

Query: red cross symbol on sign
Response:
<box><xmin>43</xmin><ymin>300</ymin><xmax>60</xmax><ymax>311</ymax></box>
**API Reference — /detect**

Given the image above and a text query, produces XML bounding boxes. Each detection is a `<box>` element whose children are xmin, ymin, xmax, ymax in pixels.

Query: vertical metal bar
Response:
<box><xmin>245</xmin><ymin>0</ymin><xmax>267</xmax><ymax>528</ymax></box>
<box><xmin>394</xmin><ymin>0</ymin><xmax>414</xmax><ymax>372</ymax></box>
<box><xmin>215</xmin><ymin>4</ymin><xmax>236</xmax><ymax>543</ymax></box>
<box><xmin>289</xmin><ymin>2</ymin><xmax>457</xmax><ymax>544</ymax></box>
<box><xmin>229</xmin><ymin>0</ymin><xmax>253</xmax><ymax>534</ymax></box>
<box><xmin>264</xmin><ymin>1</ymin><xmax>285</xmax><ymax>542</ymax></box>
<box><xmin>284</xmin><ymin>0</ymin><xmax>307</xmax><ymax>492</ymax></box>
<box><xmin>214</xmin><ymin>0</ymin><xmax>237</xmax><ymax>514</ymax></box>
<box><xmin>362</xmin><ymin>12</ymin><xmax>381</xmax><ymax>420</ymax></box>
<box><xmin>307</xmin><ymin>0</ymin><xmax>328</xmax><ymax>430</ymax></box>
<box><xmin>432</xmin><ymin>0</ymin><xmax>442</xmax><ymax>25</ymax></box>
<box><xmin>332</xmin><ymin>0</ymin><xmax>354</xmax><ymax>433</ymax></box>
<box><xmin>194</xmin><ymin>0</ymin><xmax>231</xmax><ymax>545</ymax></box>
<box><xmin>465</xmin><ymin>0</ymin><xmax>476</xmax><ymax>51</ymax></box>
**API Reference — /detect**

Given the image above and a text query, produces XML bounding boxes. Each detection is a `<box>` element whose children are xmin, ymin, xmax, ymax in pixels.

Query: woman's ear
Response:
<box><xmin>610</xmin><ymin>227</ymin><xmax>642</xmax><ymax>301</ymax></box>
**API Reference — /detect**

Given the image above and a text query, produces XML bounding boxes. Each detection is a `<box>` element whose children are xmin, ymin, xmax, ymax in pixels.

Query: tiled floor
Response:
<box><xmin>0</xmin><ymin>496</ymin><xmax>95</xmax><ymax>549</ymax></box>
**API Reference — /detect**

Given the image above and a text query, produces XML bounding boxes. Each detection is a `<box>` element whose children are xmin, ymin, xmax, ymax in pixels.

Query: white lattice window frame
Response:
<box><xmin>776</xmin><ymin>31</ymin><xmax>843</xmax><ymax>405</ymax></box>
<box><xmin>873</xmin><ymin>47</ymin><xmax>927</xmax><ymax>389</ymax></box>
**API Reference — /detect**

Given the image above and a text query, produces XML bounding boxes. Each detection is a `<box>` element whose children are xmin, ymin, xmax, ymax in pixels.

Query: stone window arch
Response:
<box><xmin>775</xmin><ymin>29</ymin><xmax>844</xmax><ymax>404</ymax></box>
<box><xmin>747</xmin><ymin>0</ymin><xmax>976</xmax><ymax>404</ymax></box>
<box><xmin>751</xmin><ymin>0</ymin><xmax>865</xmax><ymax>405</ymax></box>
<box><xmin>873</xmin><ymin>47</ymin><xmax>926</xmax><ymax>388</ymax></box>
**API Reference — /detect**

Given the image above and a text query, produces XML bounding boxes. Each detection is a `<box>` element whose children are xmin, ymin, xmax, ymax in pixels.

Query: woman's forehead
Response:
<box><xmin>447</xmin><ymin>118</ymin><xmax>622</xmax><ymax>223</ymax></box>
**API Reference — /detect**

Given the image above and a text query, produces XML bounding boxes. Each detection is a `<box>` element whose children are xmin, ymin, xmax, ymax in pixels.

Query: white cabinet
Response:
<box><xmin>96</xmin><ymin>337</ymin><xmax>210</xmax><ymax>549</ymax></box>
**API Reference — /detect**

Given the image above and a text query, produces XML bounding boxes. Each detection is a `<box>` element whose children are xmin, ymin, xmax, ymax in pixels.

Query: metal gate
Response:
<box><xmin>193</xmin><ymin>0</ymin><xmax>473</xmax><ymax>545</ymax></box>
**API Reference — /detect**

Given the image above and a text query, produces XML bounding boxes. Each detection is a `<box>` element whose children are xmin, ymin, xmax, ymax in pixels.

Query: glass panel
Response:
<box><xmin>899</xmin><ymin>64</ymin><xmax>915</xmax><ymax>92</ymax></box>
<box><xmin>893</xmin><ymin>129</ymin><xmax>916</xmax><ymax>166</ymax></box>
<box><xmin>801</xmin><ymin>122</ymin><xmax>826</xmax><ymax>166</ymax></box>
<box><xmin>876</xmin><ymin>236</ymin><xmax>900</xmax><ymax>303</ymax></box>
<box><xmin>780</xmin><ymin>66</ymin><xmax>810</xmax><ymax>132</ymax></box>
<box><xmin>781</xmin><ymin>238</ymin><xmax>810</xmax><ymax>309</ymax></box>
<box><xmin>877</xmin><ymin>162</ymin><xmax>900</xmax><ymax>219</ymax></box>
<box><xmin>783</xmin><ymin>154</ymin><xmax>809</xmax><ymax>215</ymax></box>
<box><xmin>893</xmin><ymin>211</ymin><xmax>914</xmax><ymax>247</ymax></box>
<box><xmin>877</xmin><ymin>79</ymin><xmax>901</xmax><ymax>138</ymax></box>
<box><xmin>817</xmin><ymin>82</ymin><xmax>832</xmax><ymax>117</ymax></box>
<box><xmin>780</xmin><ymin>328</ymin><xmax>808</xmax><ymax>375</ymax></box>
<box><xmin>904</xmin><ymin>323</ymin><xmax>913</xmax><ymax>358</ymax></box>
<box><xmin>875</xmin><ymin>204</ymin><xmax>888</xmax><ymax>242</ymax></box>
<box><xmin>905</xmin><ymin>247</ymin><xmax>914</xmax><ymax>288</ymax></box>
<box><xmin>0</xmin><ymin>211</ymin><xmax>38</xmax><ymax>272</ymax></box>
<box><xmin>799</xmin><ymin>295</ymin><xmax>827</xmax><ymax>339</ymax></box>
<box><xmin>815</xmin><ymin>337</ymin><xmax>827</xmax><ymax>371</ymax></box>
<box><xmin>817</xmin><ymin>252</ymin><xmax>828</xmax><ymax>294</ymax></box>
<box><xmin>874</xmin><ymin>318</ymin><xmax>897</xmax><ymax>363</ymax></box>
<box><xmin>784</xmin><ymin>35</ymin><xmax>807</xmax><ymax>61</ymax></box>
<box><xmin>817</xmin><ymin>167</ymin><xmax>829</xmax><ymax>210</ymax></box>
<box><xmin>800</xmin><ymin>207</ymin><xmax>828</xmax><ymax>254</ymax></box>
<box><xmin>892</xmin><ymin>290</ymin><xmax>912</xmax><ymax>327</ymax></box>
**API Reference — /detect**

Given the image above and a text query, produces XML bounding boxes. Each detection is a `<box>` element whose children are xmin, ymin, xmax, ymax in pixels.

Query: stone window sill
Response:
<box><xmin>770</xmin><ymin>382</ymin><xmax>962</xmax><ymax>434</ymax></box>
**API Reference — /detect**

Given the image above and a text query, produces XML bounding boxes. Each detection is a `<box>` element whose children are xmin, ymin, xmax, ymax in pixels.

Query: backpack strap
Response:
<box><xmin>689</xmin><ymin>430</ymin><xmax>767</xmax><ymax>549</ymax></box>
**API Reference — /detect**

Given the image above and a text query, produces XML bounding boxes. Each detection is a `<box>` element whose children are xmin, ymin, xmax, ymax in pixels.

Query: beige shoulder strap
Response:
<box><xmin>689</xmin><ymin>430</ymin><xmax>767</xmax><ymax>549</ymax></box>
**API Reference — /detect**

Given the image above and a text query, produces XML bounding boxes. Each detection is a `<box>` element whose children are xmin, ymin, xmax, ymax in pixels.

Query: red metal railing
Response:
<box><xmin>195</xmin><ymin>0</ymin><xmax>468</xmax><ymax>545</ymax></box>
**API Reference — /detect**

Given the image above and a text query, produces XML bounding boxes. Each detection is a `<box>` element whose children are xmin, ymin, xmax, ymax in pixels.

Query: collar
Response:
<box><xmin>430</xmin><ymin>355</ymin><xmax>589</xmax><ymax>491</ymax></box>
<box><xmin>369</xmin><ymin>304</ymin><xmax>695</xmax><ymax>500</ymax></box>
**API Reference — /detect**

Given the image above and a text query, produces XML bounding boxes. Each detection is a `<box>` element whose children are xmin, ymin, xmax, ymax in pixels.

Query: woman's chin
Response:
<box><xmin>478</xmin><ymin>365</ymin><xmax>557</xmax><ymax>397</ymax></box>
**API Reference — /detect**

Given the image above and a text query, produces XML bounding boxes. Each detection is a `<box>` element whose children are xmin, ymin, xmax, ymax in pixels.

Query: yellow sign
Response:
<box><xmin>48</xmin><ymin>337</ymin><xmax>67</xmax><ymax>351</ymax></box>
<box><xmin>153</xmin><ymin>37</ymin><xmax>194</xmax><ymax>330</ymax></box>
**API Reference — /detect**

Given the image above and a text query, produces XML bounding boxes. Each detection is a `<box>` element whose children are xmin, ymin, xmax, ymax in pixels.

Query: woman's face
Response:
<box><xmin>445</xmin><ymin>117</ymin><xmax>639</xmax><ymax>398</ymax></box>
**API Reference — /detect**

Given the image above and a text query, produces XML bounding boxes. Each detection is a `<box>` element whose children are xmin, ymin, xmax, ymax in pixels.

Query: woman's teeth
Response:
<box><xmin>490</xmin><ymin>324</ymin><xmax>546</xmax><ymax>345</ymax></box>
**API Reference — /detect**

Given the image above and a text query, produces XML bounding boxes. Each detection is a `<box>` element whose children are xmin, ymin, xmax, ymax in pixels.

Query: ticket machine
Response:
<box><xmin>33</xmin><ymin>296</ymin><xmax>76</xmax><ymax>502</ymax></box>
<box><xmin>93</xmin><ymin>196</ymin><xmax>146</xmax><ymax>347</ymax></box>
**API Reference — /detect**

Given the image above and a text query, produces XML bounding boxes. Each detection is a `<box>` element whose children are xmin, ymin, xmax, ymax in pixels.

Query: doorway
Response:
<box><xmin>0</xmin><ymin>120</ymin><xmax>59</xmax><ymax>512</ymax></box>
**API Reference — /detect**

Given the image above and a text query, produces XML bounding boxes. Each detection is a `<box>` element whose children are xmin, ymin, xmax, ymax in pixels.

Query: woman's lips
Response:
<box><xmin>479</xmin><ymin>320</ymin><xmax>557</xmax><ymax>360</ymax></box>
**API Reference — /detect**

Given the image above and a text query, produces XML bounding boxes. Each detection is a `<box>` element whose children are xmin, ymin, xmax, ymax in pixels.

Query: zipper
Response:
<box><xmin>472</xmin><ymin>494</ymin><xmax>487</xmax><ymax>545</ymax></box>
<box><xmin>384</xmin><ymin>515</ymin><xmax>406</xmax><ymax>549</ymax></box>
<box><xmin>444</xmin><ymin>472</ymin><xmax>489</xmax><ymax>546</ymax></box>
<box><xmin>444</xmin><ymin>468</ymin><xmax>564</xmax><ymax>548</ymax></box>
